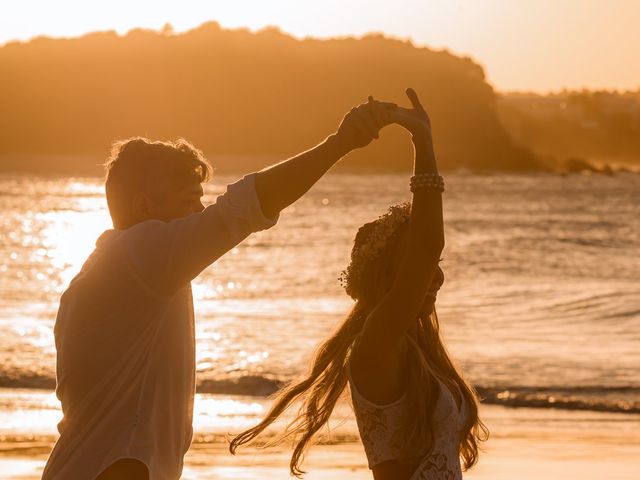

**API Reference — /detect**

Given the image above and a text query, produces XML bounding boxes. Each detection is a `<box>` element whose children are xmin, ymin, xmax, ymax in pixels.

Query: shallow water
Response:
<box><xmin>0</xmin><ymin>172</ymin><xmax>639</xmax><ymax>416</ymax></box>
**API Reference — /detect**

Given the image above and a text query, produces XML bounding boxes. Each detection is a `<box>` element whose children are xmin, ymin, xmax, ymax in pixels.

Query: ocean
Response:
<box><xmin>0</xmin><ymin>171</ymin><xmax>639</xmax><ymax>470</ymax></box>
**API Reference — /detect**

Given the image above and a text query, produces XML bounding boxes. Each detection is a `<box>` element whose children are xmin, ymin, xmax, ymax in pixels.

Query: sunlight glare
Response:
<box><xmin>41</xmin><ymin>194</ymin><xmax>111</xmax><ymax>290</ymax></box>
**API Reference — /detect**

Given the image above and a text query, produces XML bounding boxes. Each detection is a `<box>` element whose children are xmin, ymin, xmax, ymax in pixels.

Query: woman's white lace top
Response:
<box><xmin>349</xmin><ymin>364</ymin><xmax>468</xmax><ymax>479</ymax></box>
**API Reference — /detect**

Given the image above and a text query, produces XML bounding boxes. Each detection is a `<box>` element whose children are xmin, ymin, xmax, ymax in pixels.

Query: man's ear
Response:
<box><xmin>131</xmin><ymin>192</ymin><xmax>151</xmax><ymax>220</ymax></box>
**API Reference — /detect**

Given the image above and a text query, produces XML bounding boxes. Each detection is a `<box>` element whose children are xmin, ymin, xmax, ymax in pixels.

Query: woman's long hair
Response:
<box><xmin>229</xmin><ymin>205</ymin><xmax>488</xmax><ymax>477</ymax></box>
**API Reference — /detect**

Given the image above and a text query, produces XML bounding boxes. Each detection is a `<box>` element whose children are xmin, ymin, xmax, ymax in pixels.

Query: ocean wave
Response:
<box><xmin>0</xmin><ymin>372</ymin><xmax>55</xmax><ymax>390</ymax></box>
<box><xmin>2</xmin><ymin>371</ymin><xmax>638</xmax><ymax>415</ymax></box>
<box><xmin>198</xmin><ymin>375</ymin><xmax>285</xmax><ymax>396</ymax></box>
<box><xmin>476</xmin><ymin>386</ymin><xmax>640</xmax><ymax>414</ymax></box>
<box><xmin>0</xmin><ymin>371</ymin><xmax>286</xmax><ymax>397</ymax></box>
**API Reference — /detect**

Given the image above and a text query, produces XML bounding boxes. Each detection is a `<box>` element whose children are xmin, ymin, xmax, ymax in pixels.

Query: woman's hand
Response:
<box><xmin>388</xmin><ymin>88</ymin><xmax>433</xmax><ymax>145</ymax></box>
<box><xmin>332</xmin><ymin>97</ymin><xmax>396</xmax><ymax>153</ymax></box>
<box><xmin>389</xmin><ymin>88</ymin><xmax>437</xmax><ymax>171</ymax></box>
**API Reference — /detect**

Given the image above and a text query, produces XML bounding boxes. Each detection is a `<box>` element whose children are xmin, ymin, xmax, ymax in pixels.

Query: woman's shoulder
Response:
<box><xmin>348</xmin><ymin>336</ymin><xmax>411</xmax><ymax>406</ymax></box>
<box><xmin>348</xmin><ymin>358</ymin><xmax>409</xmax><ymax>411</ymax></box>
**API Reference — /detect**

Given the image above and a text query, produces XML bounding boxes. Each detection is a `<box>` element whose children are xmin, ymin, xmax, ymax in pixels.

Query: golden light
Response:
<box><xmin>39</xmin><ymin>181</ymin><xmax>111</xmax><ymax>290</ymax></box>
<box><xmin>1</xmin><ymin>1</ymin><xmax>639</xmax><ymax>91</ymax></box>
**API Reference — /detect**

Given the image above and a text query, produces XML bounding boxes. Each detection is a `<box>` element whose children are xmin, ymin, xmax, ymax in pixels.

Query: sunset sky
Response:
<box><xmin>2</xmin><ymin>0</ymin><xmax>639</xmax><ymax>92</ymax></box>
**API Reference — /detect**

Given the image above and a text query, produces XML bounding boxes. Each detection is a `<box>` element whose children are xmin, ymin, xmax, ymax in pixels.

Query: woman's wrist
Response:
<box><xmin>412</xmin><ymin>138</ymin><xmax>438</xmax><ymax>173</ymax></box>
<box><xmin>411</xmin><ymin>129</ymin><xmax>434</xmax><ymax>150</ymax></box>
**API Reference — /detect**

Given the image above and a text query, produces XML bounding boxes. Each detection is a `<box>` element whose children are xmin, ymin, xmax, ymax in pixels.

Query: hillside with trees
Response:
<box><xmin>0</xmin><ymin>22</ymin><xmax>540</xmax><ymax>174</ymax></box>
<box><xmin>498</xmin><ymin>90</ymin><xmax>640</xmax><ymax>172</ymax></box>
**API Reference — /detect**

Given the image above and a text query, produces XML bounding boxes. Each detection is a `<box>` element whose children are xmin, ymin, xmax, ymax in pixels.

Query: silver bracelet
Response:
<box><xmin>410</xmin><ymin>172</ymin><xmax>444</xmax><ymax>193</ymax></box>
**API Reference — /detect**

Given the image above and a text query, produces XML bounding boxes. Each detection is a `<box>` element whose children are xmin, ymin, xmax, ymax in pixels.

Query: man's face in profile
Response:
<box><xmin>143</xmin><ymin>174</ymin><xmax>205</xmax><ymax>223</ymax></box>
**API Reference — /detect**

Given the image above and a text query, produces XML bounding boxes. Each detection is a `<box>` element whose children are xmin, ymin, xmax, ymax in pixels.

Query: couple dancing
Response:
<box><xmin>42</xmin><ymin>89</ymin><xmax>487</xmax><ymax>480</ymax></box>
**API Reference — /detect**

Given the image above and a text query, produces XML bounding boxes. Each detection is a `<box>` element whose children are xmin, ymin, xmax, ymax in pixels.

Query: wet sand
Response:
<box><xmin>2</xmin><ymin>405</ymin><xmax>638</xmax><ymax>479</ymax></box>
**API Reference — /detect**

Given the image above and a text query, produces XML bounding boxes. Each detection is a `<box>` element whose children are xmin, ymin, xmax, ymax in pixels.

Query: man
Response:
<box><xmin>42</xmin><ymin>98</ymin><xmax>393</xmax><ymax>480</ymax></box>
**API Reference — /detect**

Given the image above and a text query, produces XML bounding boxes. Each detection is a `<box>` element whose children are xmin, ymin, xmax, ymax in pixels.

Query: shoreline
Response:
<box><xmin>2</xmin><ymin>404</ymin><xmax>639</xmax><ymax>479</ymax></box>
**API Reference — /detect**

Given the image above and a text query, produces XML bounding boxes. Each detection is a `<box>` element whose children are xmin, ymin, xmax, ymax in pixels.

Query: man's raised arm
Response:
<box><xmin>255</xmin><ymin>98</ymin><xmax>394</xmax><ymax>219</ymax></box>
<box><xmin>119</xmin><ymin>99</ymin><xmax>394</xmax><ymax>297</ymax></box>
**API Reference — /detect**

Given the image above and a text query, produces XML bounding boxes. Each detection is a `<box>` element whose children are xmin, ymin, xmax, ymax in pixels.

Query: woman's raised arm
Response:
<box><xmin>351</xmin><ymin>88</ymin><xmax>444</xmax><ymax>403</ymax></box>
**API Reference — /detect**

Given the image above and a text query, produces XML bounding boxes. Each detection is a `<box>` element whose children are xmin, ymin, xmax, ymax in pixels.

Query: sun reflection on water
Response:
<box><xmin>1</xmin><ymin>173</ymin><xmax>639</xmax><ymax>432</ymax></box>
<box><xmin>40</xmin><ymin>204</ymin><xmax>111</xmax><ymax>290</ymax></box>
<box><xmin>0</xmin><ymin>389</ymin><xmax>268</xmax><ymax>436</ymax></box>
<box><xmin>192</xmin><ymin>396</ymin><xmax>266</xmax><ymax>432</ymax></box>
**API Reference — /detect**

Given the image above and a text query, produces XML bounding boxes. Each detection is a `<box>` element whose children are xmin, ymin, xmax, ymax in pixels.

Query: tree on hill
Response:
<box><xmin>498</xmin><ymin>89</ymin><xmax>640</xmax><ymax>168</ymax></box>
<box><xmin>0</xmin><ymin>22</ymin><xmax>540</xmax><ymax>173</ymax></box>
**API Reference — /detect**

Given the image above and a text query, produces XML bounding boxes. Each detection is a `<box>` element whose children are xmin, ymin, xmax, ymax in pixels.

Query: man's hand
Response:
<box><xmin>253</xmin><ymin>94</ymin><xmax>397</xmax><ymax>219</ymax></box>
<box><xmin>332</xmin><ymin>97</ymin><xmax>396</xmax><ymax>153</ymax></box>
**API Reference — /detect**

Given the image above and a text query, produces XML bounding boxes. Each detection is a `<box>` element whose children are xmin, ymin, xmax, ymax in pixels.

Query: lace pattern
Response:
<box><xmin>409</xmin><ymin>450</ymin><xmax>460</xmax><ymax>480</ymax></box>
<box><xmin>349</xmin><ymin>364</ymin><xmax>467</xmax><ymax>479</ymax></box>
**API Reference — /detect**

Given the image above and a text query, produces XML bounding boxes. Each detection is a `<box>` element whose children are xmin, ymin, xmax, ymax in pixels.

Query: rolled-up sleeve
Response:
<box><xmin>120</xmin><ymin>173</ymin><xmax>279</xmax><ymax>297</ymax></box>
<box><xmin>215</xmin><ymin>173</ymin><xmax>279</xmax><ymax>240</ymax></box>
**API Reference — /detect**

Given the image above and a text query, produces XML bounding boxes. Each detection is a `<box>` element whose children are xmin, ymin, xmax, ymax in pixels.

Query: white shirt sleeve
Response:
<box><xmin>119</xmin><ymin>173</ymin><xmax>278</xmax><ymax>296</ymax></box>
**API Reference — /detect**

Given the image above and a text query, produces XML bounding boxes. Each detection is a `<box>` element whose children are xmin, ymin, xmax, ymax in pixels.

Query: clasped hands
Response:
<box><xmin>332</xmin><ymin>88</ymin><xmax>433</xmax><ymax>154</ymax></box>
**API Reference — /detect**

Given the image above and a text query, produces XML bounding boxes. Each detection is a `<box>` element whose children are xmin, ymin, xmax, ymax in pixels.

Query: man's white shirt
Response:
<box><xmin>42</xmin><ymin>174</ymin><xmax>278</xmax><ymax>480</ymax></box>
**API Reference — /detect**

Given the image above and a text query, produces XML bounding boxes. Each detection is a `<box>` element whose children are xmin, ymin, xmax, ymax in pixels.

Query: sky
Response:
<box><xmin>1</xmin><ymin>0</ymin><xmax>639</xmax><ymax>92</ymax></box>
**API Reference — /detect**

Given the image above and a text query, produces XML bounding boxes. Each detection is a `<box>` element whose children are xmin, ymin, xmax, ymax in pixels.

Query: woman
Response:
<box><xmin>230</xmin><ymin>89</ymin><xmax>488</xmax><ymax>479</ymax></box>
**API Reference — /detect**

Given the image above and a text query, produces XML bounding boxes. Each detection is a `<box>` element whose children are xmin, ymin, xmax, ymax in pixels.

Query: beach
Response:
<box><xmin>0</xmin><ymin>172</ymin><xmax>638</xmax><ymax>478</ymax></box>
<box><xmin>1</xmin><ymin>398</ymin><xmax>638</xmax><ymax>479</ymax></box>
<box><xmin>2</xmin><ymin>0</ymin><xmax>640</xmax><ymax>476</ymax></box>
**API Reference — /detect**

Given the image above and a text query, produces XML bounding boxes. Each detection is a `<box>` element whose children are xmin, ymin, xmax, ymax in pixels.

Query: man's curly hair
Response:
<box><xmin>104</xmin><ymin>137</ymin><xmax>212</xmax><ymax>229</ymax></box>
